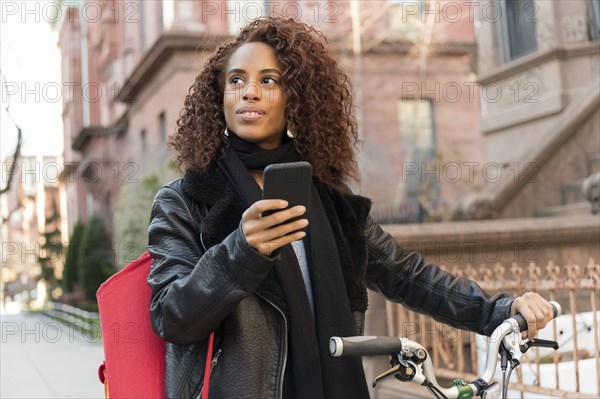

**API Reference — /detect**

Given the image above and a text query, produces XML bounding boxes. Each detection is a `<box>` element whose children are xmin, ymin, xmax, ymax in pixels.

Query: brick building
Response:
<box><xmin>54</xmin><ymin>0</ymin><xmax>483</xmax><ymax>234</ymax></box>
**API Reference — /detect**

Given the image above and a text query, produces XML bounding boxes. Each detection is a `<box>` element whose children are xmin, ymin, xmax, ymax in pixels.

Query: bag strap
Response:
<box><xmin>201</xmin><ymin>205</ymin><xmax>216</xmax><ymax>399</ymax></box>
<box><xmin>201</xmin><ymin>331</ymin><xmax>216</xmax><ymax>399</ymax></box>
<box><xmin>98</xmin><ymin>361</ymin><xmax>109</xmax><ymax>398</ymax></box>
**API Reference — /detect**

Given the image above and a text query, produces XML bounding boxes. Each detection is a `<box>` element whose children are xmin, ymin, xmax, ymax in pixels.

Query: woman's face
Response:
<box><xmin>223</xmin><ymin>42</ymin><xmax>287</xmax><ymax>150</ymax></box>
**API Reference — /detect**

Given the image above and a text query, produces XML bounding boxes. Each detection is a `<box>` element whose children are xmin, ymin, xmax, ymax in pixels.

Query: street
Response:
<box><xmin>1</xmin><ymin>312</ymin><xmax>105</xmax><ymax>398</ymax></box>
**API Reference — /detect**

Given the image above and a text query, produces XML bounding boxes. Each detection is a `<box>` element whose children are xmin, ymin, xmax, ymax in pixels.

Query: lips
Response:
<box><xmin>236</xmin><ymin>106</ymin><xmax>266</xmax><ymax>122</ymax></box>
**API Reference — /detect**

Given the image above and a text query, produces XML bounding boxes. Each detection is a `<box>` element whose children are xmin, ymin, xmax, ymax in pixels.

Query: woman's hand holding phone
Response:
<box><xmin>241</xmin><ymin>199</ymin><xmax>308</xmax><ymax>256</ymax></box>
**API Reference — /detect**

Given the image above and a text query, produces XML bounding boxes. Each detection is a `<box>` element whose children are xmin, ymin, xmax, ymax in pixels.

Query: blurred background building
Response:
<box><xmin>1</xmin><ymin>155</ymin><xmax>67</xmax><ymax>306</ymax></box>
<box><xmin>54</xmin><ymin>0</ymin><xmax>484</xmax><ymax>233</ymax></box>
<box><xmin>52</xmin><ymin>0</ymin><xmax>600</xmax><ymax>231</ymax></box>
<box><xmin>459</xmin><ymin>0</ymin><xmax>600</xmax><ymax>220</ymax></box>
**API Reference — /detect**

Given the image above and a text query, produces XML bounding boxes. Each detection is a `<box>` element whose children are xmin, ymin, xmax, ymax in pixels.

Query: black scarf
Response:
<box><xmin>227</xmin><ymin>129</ymin><xmax>299</xmax><ymax>168</ymax></box>
<box><xmin>221</xmin><ymin>131</ymin><xmax>370</xmax><ymax>399</ymax></box>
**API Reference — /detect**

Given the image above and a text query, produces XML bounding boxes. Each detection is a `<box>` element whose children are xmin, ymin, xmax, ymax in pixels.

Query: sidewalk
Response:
<box><xmin>1</xmin><ymin>312</ymin><xmax>105</xmax><ymax>398</ymax></box>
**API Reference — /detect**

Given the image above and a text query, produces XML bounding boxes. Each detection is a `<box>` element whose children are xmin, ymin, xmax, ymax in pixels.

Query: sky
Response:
<box><xmin>1</xmin><ymin>0</ymin><xmax>64</xmax><ymax>161</ymax></box>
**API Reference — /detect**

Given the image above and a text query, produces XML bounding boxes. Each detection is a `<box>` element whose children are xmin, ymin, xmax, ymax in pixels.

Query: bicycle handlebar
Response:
<box><xmin>513</xmin><ymin>301</ymin><xmax>561</xmax><ymax>332</ymax></box>
<box><xmin>329</xmin><ymin>336</ymin><xmax>404</xmax><ymax>357</ymax></box>
<box><xmin>330</xmin><ymin>301</ymin><xmax>561</xmax><ymax>358</ymax></box>
<box><xmin>329</xmin><ymin>300</ymin><xmax>562</xmax><ymax>399</ymax></box>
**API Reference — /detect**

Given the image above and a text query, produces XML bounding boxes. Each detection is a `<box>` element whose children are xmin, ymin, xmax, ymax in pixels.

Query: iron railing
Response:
<box><xmin>385</xmin><ymin>258</ymin><xmax>600</xmax><ymax>398</ymax></box>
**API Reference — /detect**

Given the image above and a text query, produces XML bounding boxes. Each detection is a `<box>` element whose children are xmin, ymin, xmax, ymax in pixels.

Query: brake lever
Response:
<box><xmin>502</xmin><ymin>329</ymin><xmax>523</xmax><ymax>359</ymax></box>
<box><xmin>520</xmin><ymin>338</ymin><xmax>559</xmax><ymax>353</ymax></box>
<box><xmin>372</xmin><ymin>364</ymin><xmax>401</xmax><ymax>388</ymax></box>
<box><xmin>372</xmin><ymin>357</ymin><xmax>417</xmax><ymax>387</ymax></box>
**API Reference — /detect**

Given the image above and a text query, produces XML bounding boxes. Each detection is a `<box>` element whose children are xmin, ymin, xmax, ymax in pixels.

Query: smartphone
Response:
<box><xmin>262</xmin><ymin>161</ymin><xmax>312</xmax><ymax>233</ymax></box>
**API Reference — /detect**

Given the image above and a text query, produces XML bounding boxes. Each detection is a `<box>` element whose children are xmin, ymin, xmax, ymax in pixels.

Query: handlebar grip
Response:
<box><xmin>329</xmin><ymin>336</ymin><xmax>404</xmax><ymax>357</ymax></box>
<box><xmin>513</xmin><ymin>301</ymin><xmax>562</xmax><ymax>331</ymax></box>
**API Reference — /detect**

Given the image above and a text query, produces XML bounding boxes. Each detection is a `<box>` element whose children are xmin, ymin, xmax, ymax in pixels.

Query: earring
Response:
<box><xmin>224</xmin><ymin>127</ymin><xmax>229</xmax><ymax>137</ymax></box>
<box><xmin>286</xmin><ymin>129</ymin><xmax>294</xmax><ymax>139</ymax></box>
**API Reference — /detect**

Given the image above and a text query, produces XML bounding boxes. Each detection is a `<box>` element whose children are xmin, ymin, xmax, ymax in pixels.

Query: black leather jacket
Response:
<box><xmin>147</xmin><ymin>178</ymin><xmax>514</xmax><ymax>398</ymax></box>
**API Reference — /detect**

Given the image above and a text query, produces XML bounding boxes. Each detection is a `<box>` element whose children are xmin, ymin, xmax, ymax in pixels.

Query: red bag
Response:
<box><xmin>97</xmin><ymin>251</ymin><xmax>165</xmax><ymax>398</ymax></box>
<box><xmin>97</xmin><ymin>251</ymin><xmax>216</xmax><ymax>398</ymax></box>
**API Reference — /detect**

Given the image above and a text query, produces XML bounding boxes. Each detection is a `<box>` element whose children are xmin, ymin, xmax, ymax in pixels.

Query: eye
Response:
<box><xmin>261</xmin><ymin>76</ymin><xmax>278</xmax><ymax>85</ymax></box>
<box><xmin>230</xmin><ymin>76</ymin><xmax>244</xmax><ymax>85</ymax></box>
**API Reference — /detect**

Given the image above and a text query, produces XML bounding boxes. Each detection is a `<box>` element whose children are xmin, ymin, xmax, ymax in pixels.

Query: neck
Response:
<box><xmin>249</xmin><ymin>169</ymin><xmax>264</xmax><ymax>189</ymax></box>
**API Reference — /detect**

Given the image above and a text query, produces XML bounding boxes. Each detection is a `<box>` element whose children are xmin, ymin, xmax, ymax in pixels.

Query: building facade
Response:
<box><xmin>55</xmin><ymin>0</ymin><xmax>483</xmax><ymax>234</ymax></box>
<box><xmin>456</xmin><ymin>0</ymin><xmax>600</xmax><ymax>219</ymax></box>
<box><xmin>1</xmin><ymin>155</ymin><xmax>67</xmax><ymax>307</ymax></box>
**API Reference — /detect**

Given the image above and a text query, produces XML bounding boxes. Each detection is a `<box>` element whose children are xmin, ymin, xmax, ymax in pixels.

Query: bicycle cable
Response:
<box><xmin>501</xmin><ymin>363</ymin><xmax>517</xmax><ymax>399</ymax></box>
<box><xmin>424</xmin><ymin>380</ymin><xmax>448</xmax><ymax>399</ymax></box>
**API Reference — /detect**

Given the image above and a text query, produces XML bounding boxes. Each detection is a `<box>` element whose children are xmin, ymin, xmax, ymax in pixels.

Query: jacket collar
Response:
<box><xmin>181</xmin><ymin>165</ymin><xmax>373</xmax><ymax>313</ymax></box>
<box><xmin>182</xmin><ymin>166</ymin><xmax>245</xmax><ymax>251</ymax></box>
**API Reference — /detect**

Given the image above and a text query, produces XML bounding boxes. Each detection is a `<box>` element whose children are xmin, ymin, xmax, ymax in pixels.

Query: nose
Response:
<box><xmin>242</xmin><ymin>82</ymin><xmax>261</xmax><ymax>102</ymax></box>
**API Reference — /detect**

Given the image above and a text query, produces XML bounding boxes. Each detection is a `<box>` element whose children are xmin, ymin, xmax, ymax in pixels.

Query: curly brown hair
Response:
<box><xmin>170</xmin><ymin>17</ymin><xmax>360</xmax><ymax>191</ymax></box>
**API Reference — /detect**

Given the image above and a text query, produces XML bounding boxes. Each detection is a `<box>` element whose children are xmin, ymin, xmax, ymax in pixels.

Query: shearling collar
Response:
<box><xmin>182</xmin><ymin>166</ymin><xmax>245</xmax><ymax>251</ymax></box>
<box><xmin>181</xmin><ymin>166</ymin><xmax>373</xmax><ymax>313</ymax></box>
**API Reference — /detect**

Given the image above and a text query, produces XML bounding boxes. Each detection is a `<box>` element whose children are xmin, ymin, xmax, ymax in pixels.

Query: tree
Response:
<box><xmin>113</xmin><ymin>173</ymin><xmax>163</xmax><ymax>268</ymax></box>
<box><xmin>1</xmin><ymin>69</ymin><xmax>23</xmax><ymax>223</ymax></box>
<box><xmin>62</xmin><ymin>220</ymin><xmax>85</xmax><ymax>293</ymax></box>
<box><xmin>38</xmin><ymin>199</ymin><xmax>63</xmax><ymax>300</ymax></box>
<box><xmin>78</xmin><ymin>215</ymin><xmax>114</xmax><ymax>300</ymax></box>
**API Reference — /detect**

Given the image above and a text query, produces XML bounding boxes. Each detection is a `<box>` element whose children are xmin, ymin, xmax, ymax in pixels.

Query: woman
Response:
<box><xmin>147</xmin><ymin>17</ymin><xmax>554</xmax><ymax>398</ymax></box>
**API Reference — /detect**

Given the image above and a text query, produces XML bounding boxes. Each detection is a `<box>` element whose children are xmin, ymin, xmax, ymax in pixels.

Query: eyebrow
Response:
<box><xmin>227</xmin><ymin>68</ymin><xmax>281</xmax><ymax>76</ymax></box>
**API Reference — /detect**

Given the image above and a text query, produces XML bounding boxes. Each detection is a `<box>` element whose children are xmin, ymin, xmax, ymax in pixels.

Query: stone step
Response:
<box><xmin>561</xmin><ymin>179</ymin><xmax>586</xmax><ymax>204</ymax></box>
<box><xmin>535</xmin><ymin>202</ymin><xmax>592</xmax><ymax>217</ymax></box>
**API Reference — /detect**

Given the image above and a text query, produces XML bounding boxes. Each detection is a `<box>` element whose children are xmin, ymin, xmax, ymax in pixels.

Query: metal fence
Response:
<box><xmin>43</xmin><ymin>301</ymin><xmax>100</xmax><ymax>339</ymax></box>
<box><xmin>385</xmin><ymin>258</ymin><xmax>600</xmax><ymax>398</ymax></box>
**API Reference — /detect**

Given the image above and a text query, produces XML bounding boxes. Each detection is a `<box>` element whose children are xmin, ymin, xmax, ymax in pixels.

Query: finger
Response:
<box><xmin>242</xmin><ymin>200</ymin><xmax>289</xmax><ymax>237</ymax></box>
<box><xmin>259</xmin><ymin>230</ymin><xmax>307</xmax><ymax>254</ymax></box>
<box><xmin>530</xmin><ymin>307</ymin><xmax>546</xmax><ymax>338</ymax></box>
<box><xmin>513</xmin><ymin>295</ymin><xmax>539</xmax><ymax>338</ymax></box>
<box><xmin>519</xmin><ymin>307</ymin><xmax>538</xmax><ymax>338</ymax></box>
<box><xmin>260</xmin><ymin>205</ymin><xmax>306</xmax><ymax>228</ymax></box>
<box><xmin>245</xmin><ymin>206</ymin><xmax>305</xmax><ymax>237</ymax></box>
<box><xmin>243</xmin><ymin>216</ymin><xmax>308</xmax><ymax>249</ymax></box>
<box><xmin>245</xmin><ymin>200</ymin><xmax>289</xmax><ymax>219</ymax></box>
<box><xmin>249</xmin><ymin>218</ymin><xmax>309</xmax><ymax>245</ymax></box>
<box><xmin>536</xmin><ymin>299</ymin><xmax>555</xmax><ymax>329</ymax></box>
<box><xmin>527</xmin><ymin>294</ymin><xmax>554</xmax><ymax>327</ymax></box>
<box><xmin>524</xmin><ymin>299</ymin><xmax>549</xmax><ymax>337</ymax></box>
<box><xmin>513</xmin><ymin>293</ymin><xmax>557</xmax><ymax>338</ymax></box>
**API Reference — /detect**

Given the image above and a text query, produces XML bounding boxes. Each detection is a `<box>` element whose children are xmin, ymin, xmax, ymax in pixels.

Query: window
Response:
<box><xmin>590</xmin><ymin>0</ymin><xmax>600</xmax><ymax>40</ymax></box>
<box><xmin>388</xmin><ymin>0</ymin><xmax>425</xmax><ymax>42</ymax></box>
<box><xmin>398</xmin><ymin>99</ymin><xmax>438</xmax><ymax>204</ymax></box>
<box><xmin>498</xmin><ymin>0</ymin><xmax>538</xmax><ymax>62</ymax></box>
<box><xmin>227</xmin><ymin>0</ymin><xmax>267</xmax><ymax>35</ymax></box>
<box><xmin>159</xmin><ymin>112</ymin><xmax>167</xmax><ymax>142</ymax></box>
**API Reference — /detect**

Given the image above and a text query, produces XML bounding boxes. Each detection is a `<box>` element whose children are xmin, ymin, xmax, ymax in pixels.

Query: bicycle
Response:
<box><xmin>330</xmin><ymin>301</ymin><xmax>562</xmax><ymax>399</ymax></box>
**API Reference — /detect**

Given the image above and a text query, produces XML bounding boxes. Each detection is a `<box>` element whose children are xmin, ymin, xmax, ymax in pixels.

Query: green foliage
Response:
<box><xmin>62</xmin><ymin>221</ymin><xmax>85</xmax><ymax>293</ymax></box>
<box><xmin>38</xmin><ymin>200</ymin><xmax>63</xmax><ymax>299</ymax></box>
<box><xmin>113</xmin><ymin>173</ymin><xmax>163</xmax><ymax>268</ymax></box>
<box><xmin>78</xmin><ymin>215</ymin><xmax>114</xmax><ymax>300</ymax></box>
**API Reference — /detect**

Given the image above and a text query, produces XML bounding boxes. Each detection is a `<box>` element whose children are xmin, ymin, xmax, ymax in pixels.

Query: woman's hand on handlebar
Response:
<box><xmin>241</xmin><ymin>200</ymin><xmax>308</xmax><ymax>257</ymax></box>
<box><xmin>510</xmin><ymin>292</ymin><xmax>555</xmax><ymax>338</ymax></box>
